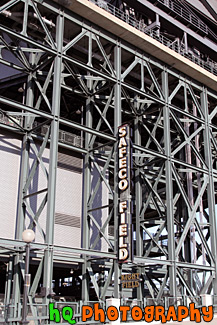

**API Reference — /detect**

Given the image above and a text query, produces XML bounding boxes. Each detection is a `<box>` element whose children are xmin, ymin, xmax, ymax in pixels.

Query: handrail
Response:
<box><xmin>89</xmin><ymin>0</ymin><xmax>217</xmax><ymax>77</ymax></box>
<box><xmin>157</xmin><ymin>0</ymin><xmax>208</xmax><ymax>34</ymax></box>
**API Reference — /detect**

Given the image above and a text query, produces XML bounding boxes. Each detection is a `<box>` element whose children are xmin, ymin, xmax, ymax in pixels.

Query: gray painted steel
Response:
<box><xmin>0</xmin><ymin>0</ymin><xmax>217</xmax><ymax>323</ymax></box>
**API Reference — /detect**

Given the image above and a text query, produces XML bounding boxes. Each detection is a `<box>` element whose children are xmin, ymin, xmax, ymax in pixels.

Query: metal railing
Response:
<box><xmin>89</xmin><ymin>0</ymin><xmax>217</xmax><ymax>76</ymax></box>
<box><xmin>157</xmin><ymin>0</ymin><xmax>208</xmax><ymax>34</ymax></box>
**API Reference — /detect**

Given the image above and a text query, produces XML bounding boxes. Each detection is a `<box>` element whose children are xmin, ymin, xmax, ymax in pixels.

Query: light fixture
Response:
<box><xmin>20</xmin><ymin>229</ymin><xmax>35</xmax><ymax>324</ymax></box>
<box><xmin>22</xmin><ymin>229</ymin><xmax>35</xmax><ymax>243</ymax></box>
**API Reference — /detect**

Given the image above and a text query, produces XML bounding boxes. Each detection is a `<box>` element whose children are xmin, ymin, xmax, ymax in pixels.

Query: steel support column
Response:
<box><xmin>4</xmin><ymin>255</ymin><xmax>13</xmax><ymax>321</ymax></box>
<box><xmin>81</xmin><ymin>81</ymin><xmax>93</xmax><ymax>303</ymax></box>
<box><xmin>162</xmin><ymin>69</ymin><xmax>177</xmax><ymax>298</ymax></box>
<box><xmin>134</xmin><ymin>113</ymin><xmax>143</xmax><ymax>303</ymax></box>
<box><xmin>42</xmin><ymin>12</ymin><xmax>64</xmax><ymax>314</ymax></box>
<box><xmin>201</xmin><ymin>88</ymin><xmax>217</xmax><ymax>297</ymax></box>
<box><xmin>12</xmin><ymin>51</ymin><xmax>35</xmax><ymax>320</ymax></box>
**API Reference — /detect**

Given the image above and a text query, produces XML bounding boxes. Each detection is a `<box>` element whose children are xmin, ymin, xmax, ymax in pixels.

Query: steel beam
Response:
<box><xmin>81</xmin><ymin>70</ymin><xmax>93</xmax><ymax>304</ymax></box>
<box><xmin>201</xmin><ymin>88</ymin><xmax>217</xmax><ymax>297</ymax></box>
<box><xmin>134</xmin><ymin>112</ymin><xmax>144</xmax><ymax>302</ymax></box>
<box><xmin>42</xmin><ymin>12</ymin><xmax>64</xmax><ymax>311</ymax></box>
<box><xmin>162</xmin><ymin>69</ymin><xmax>177</xmax><ymax>298</ymax></box>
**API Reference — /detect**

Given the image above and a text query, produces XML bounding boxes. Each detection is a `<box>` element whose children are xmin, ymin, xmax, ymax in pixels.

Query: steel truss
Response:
<box><xmin>0</xmin><ymin>0</ymin><xmax>217</xmax><ymax>323</ymax></box>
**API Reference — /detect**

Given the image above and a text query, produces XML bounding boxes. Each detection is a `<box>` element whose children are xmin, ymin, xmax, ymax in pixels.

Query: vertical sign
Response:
<box><xmin>118</xmin><ymin>124</ymin><xmax>132</xmax><ymax>262</ymax></box>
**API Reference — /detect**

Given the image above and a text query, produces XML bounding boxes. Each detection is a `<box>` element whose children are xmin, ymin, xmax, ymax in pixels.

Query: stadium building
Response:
<box><xmin>0</xmin><ymin>0</ymin><xmax>217</xmax><ymax>323</ymax></box>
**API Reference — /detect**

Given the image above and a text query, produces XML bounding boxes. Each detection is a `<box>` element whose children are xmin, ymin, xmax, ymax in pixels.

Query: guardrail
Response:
<box><xmin>157</xmin><ymin>0</ymin><xmax>208</xmax><ymax>34</ymax></box>
<box><xmin>89</xmin><ymin>0</ymin><xmax>217</xmax><ymax>77</ymax></box>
